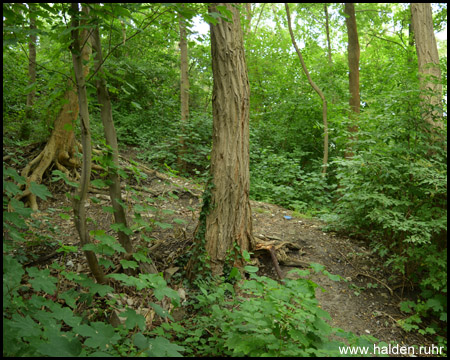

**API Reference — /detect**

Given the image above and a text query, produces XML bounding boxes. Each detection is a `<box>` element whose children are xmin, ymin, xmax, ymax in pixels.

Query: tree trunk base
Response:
<box><xmin>18</xmin><ymin>139</ymin><xmax>80</xmax><ymax>210</ymax></box>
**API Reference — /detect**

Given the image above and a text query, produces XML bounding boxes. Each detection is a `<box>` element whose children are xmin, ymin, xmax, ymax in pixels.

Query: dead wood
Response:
<box><xmin>255</xmin><ymin>236</ymin><xmax>310</xmax><ymax>280</ymax></box>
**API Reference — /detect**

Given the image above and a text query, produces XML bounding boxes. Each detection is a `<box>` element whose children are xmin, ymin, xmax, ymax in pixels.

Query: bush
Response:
<box><xmin>159</xmin><ymin>266</ymin><xmax>378</xmax><ymax>357</ymax></box>
<box><xmin>250</xmin><ymin>145</ymin><xmax>333</xmax><ymax>212</ymax></box>
<box><xmin>325</xmin><ymin>118</ymin><xmax>447</xmax><ymax>346</ymax></box>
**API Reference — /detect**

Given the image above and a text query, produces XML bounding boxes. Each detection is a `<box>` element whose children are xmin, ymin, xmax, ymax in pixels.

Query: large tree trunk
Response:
<box><xmin>285</xmin><ymin>3</ymin><xmax>329</xmax><ymax>176</ymax></box>
<box><xmin>177</xmin><ymin>10</ymin><xmax>189</xmax><ymax>173</ymax></box>
<box><xmin>411</xmin><ymin>3</ymin><xmax>443</xmax><ymax>130</ymax></box>
<box><xmin>71</xmin><ymin>4</ymin><xmax>106</xmax><ymax>284</ymax></box>
<box><xmin>344</xmin><ymin>3</ymin><xmax>360</xmax><ymax>159</ymax></box>
<box><xmin>190</xmin><ymin>3</ymin><xmax>255</xmax><ymax>277</ymax></box>
<box><xmin>20</xmin><ymin>81</ymin><xmax>81</xmax><ymax>210</ymax></box>
<box><xmin>19</xmin><ymin>9</ymin><xmax>88</xmax><ymax>210</ymax></box>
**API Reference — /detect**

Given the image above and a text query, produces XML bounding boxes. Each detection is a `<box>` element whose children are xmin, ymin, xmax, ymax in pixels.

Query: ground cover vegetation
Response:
<box><xmin>3</xmin><ymin>2</ymin><xmax>447</xmax><ymax>356</ymax></box>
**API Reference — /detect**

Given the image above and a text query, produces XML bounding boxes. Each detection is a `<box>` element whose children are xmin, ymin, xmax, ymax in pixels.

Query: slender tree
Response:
<box><xmin>26</xmin><ymin>4</ymin><xmax>37</xmax><ymax>112</ymax></box>
<box><xmin>177</xmin><ymin>10</ymin><xmax>189</xmax><ymax>172</ymax></box>
<box><xmin>344</xmin><ymin>3</ymin><xmax>360</xmax><ymax>159</ymax></box>
<box><xmin>324</xmin><ymin>4</ymin><xmax>333</xmax><ymax>65</ymax></box>
<box><xmin>285</xmin><ymin>3</ymin><xmax>329</xmax><ymax>175</ymax></box>
<box><xmin>70</xmin><ymin>3</ymin><xmax>105</xmax><ymax>284</ymax></box>
<box><xmin>188</xmin><ymin>3</ymin><xmax>255</xmax><ymax>277</ymax></box>
<box><xmin>91</xmin><ymin>25</ymin><xmax>134</xmax><ymax>256</ymax></box>
<box><xmin>411</xmin><ymin>3</ymin><xmax>443</xmax><ymax>130</ymax></box>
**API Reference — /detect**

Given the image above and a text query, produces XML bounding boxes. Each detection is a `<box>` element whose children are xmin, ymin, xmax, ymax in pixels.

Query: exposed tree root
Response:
<box><xmin>18</xmin><ymin>139</ymin><xmax>80</xmax><ymax>210</ymax></box>
<box><xmin>255</xmin><ymin>237</ymin><xmax>311</xmax><ymax>281</ymax></box>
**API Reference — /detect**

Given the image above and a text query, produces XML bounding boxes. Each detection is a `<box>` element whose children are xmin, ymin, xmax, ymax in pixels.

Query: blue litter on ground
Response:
<box><xmin>283</xmin><ymin>215</ymin><xmax>292</xmax><ymax>220</ymax></box>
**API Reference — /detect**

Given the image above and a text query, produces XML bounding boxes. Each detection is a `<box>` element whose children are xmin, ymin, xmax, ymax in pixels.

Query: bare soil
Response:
<box><xmin>5</xmin><ymin>144</ymin><xmax>433</xmax><ymax>355</ymax></box>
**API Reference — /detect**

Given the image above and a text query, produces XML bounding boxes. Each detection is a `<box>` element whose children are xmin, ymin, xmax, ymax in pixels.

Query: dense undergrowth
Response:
<box><xmin>4</xmin><ymin>167</ymin><xmax>380</xmax><ymax>356</ymax></box>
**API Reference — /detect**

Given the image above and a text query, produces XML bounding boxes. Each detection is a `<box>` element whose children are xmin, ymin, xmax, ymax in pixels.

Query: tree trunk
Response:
<box><xmin>22</xmin><ymin>4</ymin><xmax>37</xmax><ymax>141</ymax></box>
<box><xmin>26</xmin><ymin>4</ymin><xmax>36</xmax><ymax>109</ymax></box>
<box><xmin>190</xmin><ymin>3</ymin><xmax>255</xmax><ymax>277</ymax></box>
<box><xmin>411</xmin><ymin>3</ymin><xmax>443</xmax><ymax>130</ymax></box>
<box><xmin>285</xmin><ymin>3</ymin><xmax>329</xmax><ymax>176</ymax></box>
<box><xmin>91</xmin><ymin>27</ymin><xmax>134</xmax><ymax>255</ymax></box>
<box><xmin>19</xmin><ymin>8</ymin><xmax>87</xmax><ymax>210</ymax></box>
<box><xmin>244</xmin><ymin>3</ymin><xmax>252</xmax><ymax>36</ymax></box>
<box><xmin>71</xmin><ymin>3</ymin><xmax>106</xmax><ymax>284</ymax></box>
<box><xmin>177</xmin><ymin>11</ymin><xmax>189</xmax><ymax>173</ymax></box>
<box><xmin>324</xmin><ymin>4</ymin><xmax>332</xmax><ymax>65</ymax></box>
<box><xmin>344</xmin><ymin>3</ymin><xmax>360</xmax><ymax>159</ymax></box>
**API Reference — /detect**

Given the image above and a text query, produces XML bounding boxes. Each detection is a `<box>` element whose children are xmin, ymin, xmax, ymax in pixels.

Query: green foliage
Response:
<box><xmin>3</xmin><ymin>169</ymin><xmax>185</xmax><ymax>357</ymax></box>
<box><xmin>324</xmin><ymin>97</ymin><xmax>447</xmax><ymax>342</ymax></box>
<box><xmin>250</xmin><ymin>143</ymin><xmax>334</xmax><ymax>212</ymax></box>
<box><xmin>161</xmin><ymin>267</ymin><xmax>376</xmax><ymax>357</ymax></box>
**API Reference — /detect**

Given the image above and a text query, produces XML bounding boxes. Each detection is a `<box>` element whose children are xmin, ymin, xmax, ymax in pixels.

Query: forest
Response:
<box><xmin>3</xmin><ymin>3</ymin><xmax>447</xmax><ymax>357</ymax></box>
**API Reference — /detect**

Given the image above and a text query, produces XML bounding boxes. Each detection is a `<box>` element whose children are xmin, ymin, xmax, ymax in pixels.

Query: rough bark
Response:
<box><xmin>344</xmin><ymin>3</ymin><xmax>360</xmax><ymax>159</ymax></box>
<box><xmin>411</xmin><ymin>3</ymin><xmax>443</xmax><ymax>130</ymax></box>
<box><xmin>71</xmin><ymin>3</ymin><xmax>106</xmax><ymax>284</ymax></box>
<box><xmin>177</xmin><ymin>11</ymin><xmax>189</xmax><ymax>172</ymax></box>
<box><xmin>91</xmin><ymin>27</ymin><xmax>133</xmax><ymax>255</ymax></box>
<box><xmin>285</xmin><ymin>3</ymin><xmax>329</xmax><ymax>176</ymax></box>
<box><xmin>202</xmin><ymin>3</ymin><xmax>255</xmax><ymax>276</ymax></box>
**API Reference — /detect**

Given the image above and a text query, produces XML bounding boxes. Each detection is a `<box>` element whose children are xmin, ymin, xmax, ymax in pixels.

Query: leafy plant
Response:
<box><xmin>159</xmin><ymin>265</ymin><xmax>377</xmax><ymax>357</ymax></box>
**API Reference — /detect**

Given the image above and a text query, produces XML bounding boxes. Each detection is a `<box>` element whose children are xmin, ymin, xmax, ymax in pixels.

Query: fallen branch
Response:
<box><xmin>355</xmin><ymin>272</ymin><xmax>394</xmax><ymax>297</ymax></box>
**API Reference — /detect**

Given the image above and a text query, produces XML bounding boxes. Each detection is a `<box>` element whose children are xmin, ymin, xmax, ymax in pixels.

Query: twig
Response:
<box><xmin>355</xmin><ymin>272</ymin><xmax>394</xmax><ymax>297</ymax></box>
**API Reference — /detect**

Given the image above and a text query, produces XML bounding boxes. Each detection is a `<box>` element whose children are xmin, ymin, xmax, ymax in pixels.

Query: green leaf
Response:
<box><xmin>3</xmin><ymin>180</ymin><xmax>22</xmax><ymax>196</ymax></box>
<box><xmin>9</xmin><ymin>314</ymin><xmax>42</xmax><ymax>339</ymax></box>
<box><xmin>91</xmin><ymin>179</ymin><xmax>109</xmax><ymax>188</ymax></box>
<box><xmin>29</xmin><ymin>182</ymin><xmax>52</xmax><ymax>200</ymax></box>
<box><xmin>51</xmin><ymin>170</ymin><xmax>79</xmax><ymax>187</ymax></box>
<box><xmin>111</xmin><ymin>222</ymin><xmax>133</xmax><ymax>235</ymax></box>
<box><xmin>123</xmin><ymin>308</ymin><xmax>146</xmax><ymax>331</ymax></box>
<box><xmin>149</xmin><ymin>302</ymin><xmax>174</xmax><ymax>321</ymax></box>
<box><xmin>425</xmin><ymin>298</ymin><xmax>444</xmax><ymax>312</ymax></box>
<box><xmin>133</xmin><ymin>251</ymin><xmax>152</xmax><ymax>264</ymax></box>
<box><xmin>78</xmin><ymin>277</ymin><xmax>114</xmax><ymax>297</ymax></box>
<box><xmin>37</xmin><ymin>337</ymin><xmax>82</xmax><ymax>357</ymax></box>
<box><xmin>155</xmin><ymin>221</ymin><xmax>173</xmax><ymax>230</ymax></box>
<box><xmin>244</xmin><ymin>265</ymin><xmax>259</xmax><ymax>273</ymax></box>
<box><xmin>173</xmin><ymin>218</ymin><xmax>187</xmax><ymax>225</ymax></box>
<box><xmin>133</xmin><ymin>332</ymin><xmax>149</xmax><ymax>350</ymax></box>
<box><xmin>242</xmin><ymin>250</ymin><xmax>251</xmax><ymax>262</ymax></box>
<box><xmin>59</xmin><ymin>289</ymin><xmax>78</xmax><ymax>309</ymax></box>
<box><xmin>120</xmin><ymin>259</ymin><xmax>139</xmax><ymax>270</ymax></box>
<box><xmin>3</xmin><ymin>255</ymin><xmax>25</xmax><ymax>292</ymax></box>
<box><xmin>323</xmin><ymin>270</ymin><xmax>341</xmax><ymax>282</ymax></box>
<box><xmin>146</xmin><ymin>336</ymin><xmax>184</xmax><ymax>357</ymax></box>
<box><xmin>400</xmin><ymin>300</ymin><xmax>415</xmax><ymax>313</ymax></box>
<box><xmin>131</xmin><ymin>101</ymin><xmax>142</xmax><ymax>110</ymax></box>
<box><xmin>228</xmin><ymin>267</ymin><xmax>241</xmax><ymax>280</ymax></box>
<box><xmin>310</xmin><ymin>262</ymin><xmax>325</xmax><ymax>273</ymax></box>
<box><xmin>83</xmin><ymin>322</ymin><xmax>120</xmax><ymax>349</ymax></box>
<box><xmin>4</xmin><ymin>166</ymin><xmax>26</xmax><ymax>185</ymax></box>
<box><xmin>154</xmin><ymin>286</ymin><xmax>180</xmax><ymax>305</ymax></box>
<box><xmin>59</xmin><ymin>213</ymin><xmax>71</xmax><ymax>220</ymax></box>
<box><xmin>27</xmin><ymin>267</ymin><xmax>57</xmax><ymax>294</ymax></box>
<box><xmin>102</xmin><ymin>205</ymin><xmax>115</xmax><ymax>214</ymax></box>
